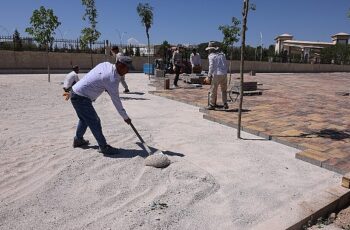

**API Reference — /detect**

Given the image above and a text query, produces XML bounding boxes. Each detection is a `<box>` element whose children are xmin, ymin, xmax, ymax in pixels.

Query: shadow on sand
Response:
<box><xmin>120</xmin><ymin>96</ymin><xmax>149</xmax><ymax>101</ymax></box>
<box><xmin>275</xmin><ymin>128</ymin><xmax>350</xmax><ymax>141</ymax></box>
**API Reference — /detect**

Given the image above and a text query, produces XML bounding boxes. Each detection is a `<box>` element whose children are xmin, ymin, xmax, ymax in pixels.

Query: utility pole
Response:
<box><xmin>260</xmin><ymin>32</ymin><xmax>263</xmax><ymax>61</ymax></box>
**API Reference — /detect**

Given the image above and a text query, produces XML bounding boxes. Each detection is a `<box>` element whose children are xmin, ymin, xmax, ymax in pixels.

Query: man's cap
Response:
<box><xmin>117</xmin><ymin>56</ymin><xmax>134</xmax><ymax>70</ymax></box>
<box><xmin>205</xmin><ymin>41</ymin><xmax>219</xmax><ymax>51</ymax></box>
<box><xmin>111</xmin><ymin>45</ymin><xmax>119</xmax><ymax>50</ymax></box>
<box><xmin>72</xmin><ymin>65</ymin><xmax>79</xmax><ymax>70</ymax></box>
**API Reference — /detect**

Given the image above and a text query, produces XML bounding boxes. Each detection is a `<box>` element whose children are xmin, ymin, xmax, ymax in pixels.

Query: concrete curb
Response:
<box><xmin>254</xmin><ymin>185</ymin><xmax>350</xmax><ymax>230</ymax></box>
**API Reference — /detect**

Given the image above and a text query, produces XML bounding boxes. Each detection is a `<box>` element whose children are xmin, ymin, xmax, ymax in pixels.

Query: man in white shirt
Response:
<box><xmin>111</xmin><ymin>46</ymin><xmax>130</xmax><ymax>93</ymax></box>
<box><xmin>71</xmin><ymin>56</ymin><xmax>133</xmax><ymax>154</ymax></box>
<box><xmin>62</xmin><ymin>65</ymin><xmax>80</xmax><ymax>100</ymax></box>
<box><xmin>205</xmin><ymin>42</ymin><xmax>228</xmax><ymax>110</ymax></box>
<box><xmin>190</xmin><ymin>49</ymin><xmax>202</xmax><ymax>74</ymax></box>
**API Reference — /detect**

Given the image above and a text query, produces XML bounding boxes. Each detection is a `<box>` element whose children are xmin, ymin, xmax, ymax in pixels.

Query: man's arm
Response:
<box><xmin>105</xmin><ymin>82</ymin><xmax>130</xmax><ymax>122</ymax></box>
<box><xmin>208</xmin><ymin>55</ymin><xmax>214</xmax><ymax>76</ymax></box>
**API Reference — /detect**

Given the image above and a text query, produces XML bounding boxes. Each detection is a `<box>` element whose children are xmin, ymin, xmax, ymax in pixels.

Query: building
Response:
<box><xmin>275</xmin><ymin>32</ymin><xmax>350</xmax><ymax>63</ymax></box>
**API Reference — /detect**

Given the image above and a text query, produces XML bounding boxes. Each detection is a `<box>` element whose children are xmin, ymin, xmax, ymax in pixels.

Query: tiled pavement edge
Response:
<box><xmin>149</xmin><ymin>72</ymin><xmax>350</xmax><ymax>175</ymax></box>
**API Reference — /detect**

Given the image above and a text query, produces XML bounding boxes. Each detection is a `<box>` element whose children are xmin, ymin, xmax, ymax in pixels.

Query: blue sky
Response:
<box><xmin>0</xmin><ymin>0</ymin><xmax>349</xmax><ymax>47</ymax></box>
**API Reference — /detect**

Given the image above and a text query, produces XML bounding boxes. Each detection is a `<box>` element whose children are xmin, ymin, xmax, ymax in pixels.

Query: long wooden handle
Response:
<box><xmin>130</xmin><ymin>122</ymin><xmax>153</xmax><ymax>156</ymax></box>
<box><xmin>130</xmin><ymin>123</ymin><xmax>145</xmax><ymax>144</ymax></box>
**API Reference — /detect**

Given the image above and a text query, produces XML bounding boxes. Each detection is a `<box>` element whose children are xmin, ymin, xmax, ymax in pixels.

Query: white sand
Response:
<box><xmin>0</xmin><ymin>73</ymin><xmax>345</xmax><ymax>230</ymax></box>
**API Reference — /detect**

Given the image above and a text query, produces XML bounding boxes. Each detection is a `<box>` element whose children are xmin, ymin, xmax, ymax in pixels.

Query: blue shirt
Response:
<box><xmin>72</xmin><ymin>62</ymin><xmax>129</xmax><ymax>120</ymax></box>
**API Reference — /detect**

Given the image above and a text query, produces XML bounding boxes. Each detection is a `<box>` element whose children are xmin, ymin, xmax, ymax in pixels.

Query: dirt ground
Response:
<box><xmin>307</xmin><ymin>206</ymin><xmax>350</xmax><ymax>230</ymax></box>
<box><xmin>0</xmin><ymin>73</ymin><xmax>347</xmax><ymax>230</ymax></box>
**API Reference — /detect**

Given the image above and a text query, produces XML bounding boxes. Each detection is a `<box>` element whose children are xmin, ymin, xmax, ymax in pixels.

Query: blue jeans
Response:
<box><xmin>71</xmin><ymin>91</ymin><xmax>107</xmax><ymax>148</ymax></box>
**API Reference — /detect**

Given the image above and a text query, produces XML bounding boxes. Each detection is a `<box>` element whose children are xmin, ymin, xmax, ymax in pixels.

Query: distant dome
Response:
<box><xmin>127</xmin><ymin>37</ymin><xmax>142</xmax><ymax>46</ymax></box>
<box><xmin>279</xmin><ymin>33</ymin><xmax>293</xmax><ymax>37</ymax></box>
<box><xmin>332</xmin><ymin>32</ymin><xmax>350</xmax><ymax>36</ymax></box>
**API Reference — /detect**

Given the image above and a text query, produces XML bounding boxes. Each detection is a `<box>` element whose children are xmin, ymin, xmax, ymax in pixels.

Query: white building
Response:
<box><xmin>275</xmin><ymin>32</ymin><xmax>350</xmax><ymax>63</ymax></box>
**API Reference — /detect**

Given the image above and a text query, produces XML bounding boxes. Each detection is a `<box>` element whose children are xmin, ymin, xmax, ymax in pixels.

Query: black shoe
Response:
<box><xmin>73</xmin><ymin>138</ymin><xmax>89</xmax><ymax>148</ymax></box>
<box><xmin>123</xmin><ymin>89</ymin><xmax>130</xmax><ymax>93</ymax></box>
<box><xmin>98</xmin><ymin>145</ymin><xmax>119</xmax><ymax>155</ymax></box>
<box><xmin>205</xmin><ymin>105</ymin><xmax>215</xmax><ymax>110</ymax></box>
<box><xmin>223</xmin><ymin>103</ymin><xmax>229</xmax><ymax>110</ymax></box>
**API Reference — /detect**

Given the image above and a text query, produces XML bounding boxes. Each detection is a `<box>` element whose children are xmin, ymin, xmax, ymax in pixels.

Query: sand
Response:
<box><xmin>0</xmin><ymin>73</ymin><xmax>346</xmax><ymax>230</ymax></box>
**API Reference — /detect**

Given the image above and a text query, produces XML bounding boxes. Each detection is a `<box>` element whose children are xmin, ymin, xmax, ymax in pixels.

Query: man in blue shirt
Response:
<box><xmin>71</xmin><ymin>56</ymin><xmax>133</xmax><ymax>154</ymax></box>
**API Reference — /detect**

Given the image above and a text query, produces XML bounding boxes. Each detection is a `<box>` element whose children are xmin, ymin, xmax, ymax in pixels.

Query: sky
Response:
<box><xmin>0</xmin><ymin>0</ymin><xmax>349</xmax><ymax>47</ymax></box>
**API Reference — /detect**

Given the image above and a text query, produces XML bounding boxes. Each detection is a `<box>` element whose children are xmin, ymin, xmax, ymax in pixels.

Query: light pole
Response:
<box><xmin>116</xmin><ymin>29</ymin><xmax>127</xmax><ymax>49</ymax></box>
<box><xmin>260</xmin><ymin>32</ymin><xmax>263</xmax><ymax>62</ymax></box>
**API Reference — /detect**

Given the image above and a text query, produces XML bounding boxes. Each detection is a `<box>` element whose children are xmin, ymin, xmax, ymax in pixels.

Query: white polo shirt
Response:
<box><xmin>208</xmin><ymin>52</ymin><xmax>228</xmax><ymax>76</ymax></box>
<box><xmin>72</xmin><ymin>62</ymin><xmax>129</xmax><ymax>120</ymax></box>
<box><xmin>63</xmin><ymin>71</ymin><xmax>79</xmax><ymax>90</ymax></box>
<box><xmin>190</xmin><ymin>53</ymin><xmax>201</xmax><ymax>67</ymax></box>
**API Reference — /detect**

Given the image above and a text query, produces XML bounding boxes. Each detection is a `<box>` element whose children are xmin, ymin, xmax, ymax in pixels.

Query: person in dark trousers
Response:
<box><xmin>70</xmin><ymin>56</ymin><xmax>133</xmax><ymax>154</ymax></box>
<box><xmin>171</xmin><ymin>46</ymin><xmax>183</xmax><ymax>88</ymax></box>
<box><xmin>111</xmin><ymin>46</ymin><xmax>130</xmax><ymax>93</ymax></box>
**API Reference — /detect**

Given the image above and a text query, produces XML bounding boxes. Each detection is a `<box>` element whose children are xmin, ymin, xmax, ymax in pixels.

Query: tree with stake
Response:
<box><xmin>136</xmin><ymin>3</ymin><xmax>153</xmax><ymax>80</ymax></box>
<box><xmin>219</xmin><ymin>17</ymin><xmax>241</xmax><ymax>85</ymax></box>
<box><xmin>237</xmin><ymin>0</ymin><xmax>255</xmax><ymax>139</ymax></box>
<box><xmin>26</xmin><ymin>6</ymin><xmax>61</xmax><ymax>82</ymax></box>
<box><xmin>81</xmin><ymin>0</ymin><xmax>101</xmax><ymax>69</ymax></box>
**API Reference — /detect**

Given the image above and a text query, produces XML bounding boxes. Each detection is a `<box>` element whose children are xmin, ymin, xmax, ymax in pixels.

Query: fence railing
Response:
<box><xmin>0</xmin><ymin>35</ymin><xmax>152</xmax><ymax>55</ymax></box>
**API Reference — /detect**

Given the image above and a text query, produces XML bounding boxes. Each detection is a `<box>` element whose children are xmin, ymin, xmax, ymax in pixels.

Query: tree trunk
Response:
<box><xmin>90</xmin><ymin>41</ymin><xmax>93</xmax><ymax>69</ymax></box>
<box><xmin>237</xmin><ymin>0</ymin><xmax>249</xmax><ymax>139</ymax></box>
<box><xmin>228</xmin><ymin>45</ymin><xmax>234</xmax><ymax>85</ymax></box>
<box><xmin>47</xmin><ymin>45</ymin><xmax>50</xmax><ymax>82</ymax></box>
<box><xmin>147</xmin><ymin>32</ymin><xmax>151</xmax><ymax>80</ymax></box>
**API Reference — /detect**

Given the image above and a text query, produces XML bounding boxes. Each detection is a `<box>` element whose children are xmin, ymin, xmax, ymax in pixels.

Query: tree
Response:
<box><xmin>237</xmin><ymin>0</ymin><xmax>255</xmax><ymax>138</ymax></box>
<box><xmin>156</xmin><ymin>40</ymin><xmax>170</xmax><ymax>60</ymax></box>
<box><xmin>81</xmin><ymin>0</ymin><xmax>101</xmax><ymax>68</ymax></box>
<box><xmin>25</xmin><ymin>6</ymin><xmax>61</xmax><ymax>82</ymax></box>
<box><xmin>219</xmin><ymin>17</ymin><xmax>241</xmax><ymax>84</ymax></box>
<box><xmin>13</xmin><ymin>29</ymin><xmax>22</xmax><ymax>51</ymax></box>
<box><xmin>137</xmin><ymin>2</ymin><xmax>153</xmax><ymax>79</ymax></box>
<box><xmin>128</xmin><ymin>45</ymin><xmax>135</xmax><ymax>56</ymax></box>
<box><xmin>321</xmin><ymin>44</ymin><xmax>349</xmax><ymax>64</ymax></box>
<box><xmin>135</xmin><ymin>47</ymin><xmax>141</xmax><ymax>56</ymax></box>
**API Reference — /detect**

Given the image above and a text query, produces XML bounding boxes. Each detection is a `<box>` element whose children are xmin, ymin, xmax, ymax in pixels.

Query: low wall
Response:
<box><xmin>0</xmin><ymin>50</ymin><xmax>349</xmax><ymax>73</ymax></box>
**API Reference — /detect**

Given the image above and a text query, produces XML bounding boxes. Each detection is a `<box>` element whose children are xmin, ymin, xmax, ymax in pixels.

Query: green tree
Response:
<box><xmin>135</xmin><ymin>47</ymin><xmax>141</xmax><ymax>56</ymax></box>
<box><xmin>81</xmin><ymin>0</ymin><xmax>101</xmax><ymax>68</ymax></box>
<box><xmin>25</xmin><ymin>6</ymin><xmax>61</xmax><ymax>82</ymax></box>
<box><xmin>128</xmin><ymin>45</ymin><xmax>135</xmax><ymax>56</ymax></box>
<box><xmin>137</xmin><ymin>2</ymin><xmax>153</xmax><ymax>79</ymax></box>
<box><xmin>321</xmin><ymin>44</ymin><xmax>349</xmax><ymax>64</ymax></box>
<box><xmin>13</xmin><ymin>29</ymin><xmax>22</xmax><ymax>51</ymax></box>
<box><xmin>219</xmin><ymin>17</ymin><xmax>241</xmax><ymax>83</ymax></box>
<box><xmin>156</xmin><ymin>40</ymin><xmax>170</xmax><ymax>60</ymax></box>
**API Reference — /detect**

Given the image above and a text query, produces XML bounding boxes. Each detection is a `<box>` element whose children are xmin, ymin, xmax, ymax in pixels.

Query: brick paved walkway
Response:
<box><xmin>149</xmin><ymin>72</ymin><xmax>350</xmax><ymax>174</ymax></box>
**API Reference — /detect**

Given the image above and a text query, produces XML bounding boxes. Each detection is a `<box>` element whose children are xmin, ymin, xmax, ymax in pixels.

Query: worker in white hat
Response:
<box><xmin>205</xmin><ymin>41</ymin><xmax>229</xmax><ymax>110</ymax></box>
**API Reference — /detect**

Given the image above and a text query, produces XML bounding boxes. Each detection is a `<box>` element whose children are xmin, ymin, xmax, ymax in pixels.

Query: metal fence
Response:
<box><xmin>0</xmin><ymin>35</ymin><xmax>151</xmax><ymax>55</ymax></box>
<box><xmin>0</xmin><ymin>35</ymin><xmax>107</xmax><ymax>53</ymax></box>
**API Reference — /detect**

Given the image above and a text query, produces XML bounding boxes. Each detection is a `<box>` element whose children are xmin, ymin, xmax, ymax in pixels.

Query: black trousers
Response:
<box><xmin>173</xmin><ymin>65</ymin><xmax>181</xmax><ymax>86</ymax></box>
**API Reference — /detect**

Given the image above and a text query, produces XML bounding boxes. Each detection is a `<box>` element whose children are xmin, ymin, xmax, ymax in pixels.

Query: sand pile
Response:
<box><xmin>0</xmin><ymin>73</ymin><xmax>344</xmax><ymax>230</ymax></box>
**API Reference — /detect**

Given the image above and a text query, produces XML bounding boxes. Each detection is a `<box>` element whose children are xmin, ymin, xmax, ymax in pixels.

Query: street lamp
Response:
<box><xmin>260</xmin><ymin>32</ymin><xmax>263</xmax><ymax>62</ymax></box>
<box><xmin>116</xmin><ymin>29</ymin><xmax>127</xmax><ymax>48</ymax></box>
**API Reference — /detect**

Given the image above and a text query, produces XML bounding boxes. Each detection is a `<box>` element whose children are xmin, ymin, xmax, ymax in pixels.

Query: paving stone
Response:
<box><xmin>151</xmin><ymin>73</ymin><xmax>350</xmax><ymax>174</ymax></box>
